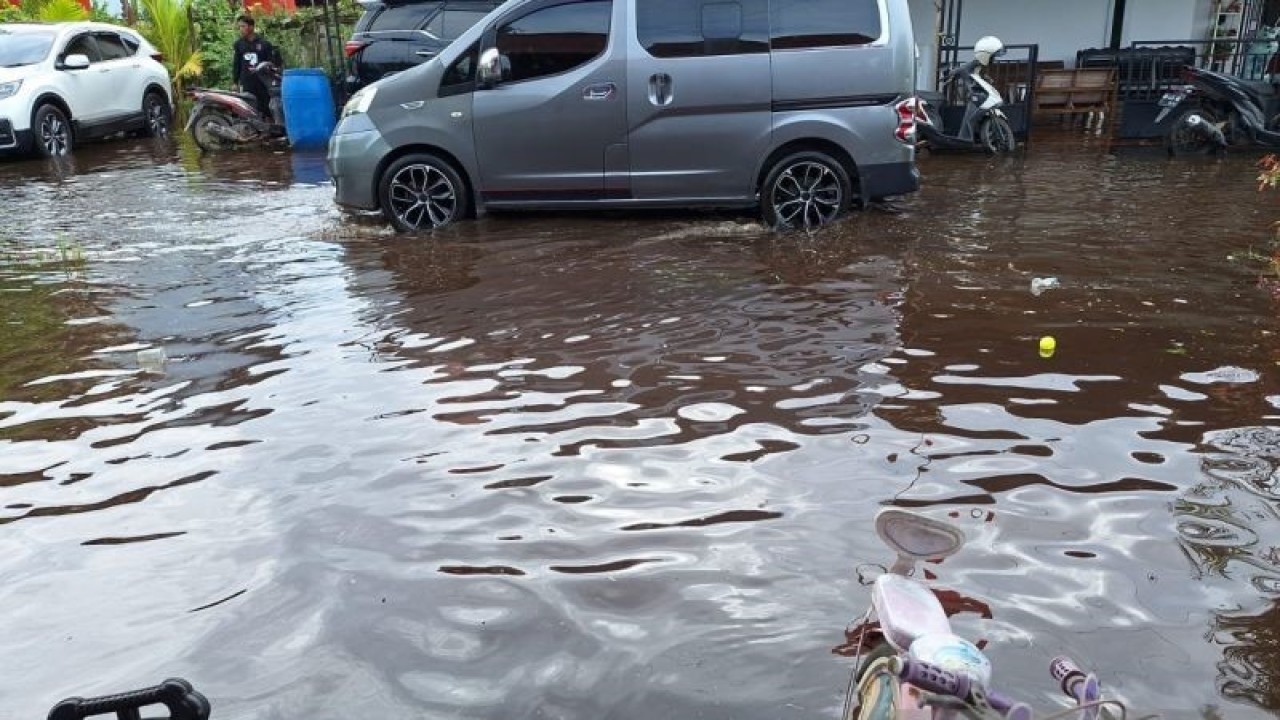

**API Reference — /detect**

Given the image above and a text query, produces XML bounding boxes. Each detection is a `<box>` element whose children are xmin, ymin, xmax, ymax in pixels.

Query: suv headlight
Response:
<box><xmin>0</xmin><ymin>80</ymin><xmax>22</xmax><ymax>101</ymax></box>
<box><xmin>343</xmin><ymin>86</ymin><xmax>377</xmax><ymax>117</ymax></box>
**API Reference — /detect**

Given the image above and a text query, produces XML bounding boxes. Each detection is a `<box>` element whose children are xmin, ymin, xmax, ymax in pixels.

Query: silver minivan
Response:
<box><xmin>327</xmin><ymin>0</ymin><xmax>919</xmax><ymax>231</ymax></box>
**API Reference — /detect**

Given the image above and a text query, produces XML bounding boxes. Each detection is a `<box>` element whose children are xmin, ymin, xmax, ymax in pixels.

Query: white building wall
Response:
<box><xmin>1122</xmin><ymin>0</ymin><xmax>1206</xmax><ymax>45</ymax></box>
<box><xmin>951</xmin><ymin>0</ymin><xmax>1113</xmax><ymax>65</ymax></box>
<box><xmin>908</xmin><ymin>0</ymin><xmax>939</xmax><ymax>89</ymax></box>
<box><xmin>906</xmin><ymin>0</ymin><xmax>1208</xmax><ymax>77</ymax></box>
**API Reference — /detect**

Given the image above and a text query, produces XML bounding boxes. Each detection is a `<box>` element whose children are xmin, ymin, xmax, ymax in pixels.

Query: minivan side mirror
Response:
<box><xmin>476</xmin><ymin>47</ymin><xmax>502</xmax><ymax>88</ymax></box>
<box><xmin>62</xmin><ymin>54</ymin><xmax>91</xmax><ymax>70</ymax></box>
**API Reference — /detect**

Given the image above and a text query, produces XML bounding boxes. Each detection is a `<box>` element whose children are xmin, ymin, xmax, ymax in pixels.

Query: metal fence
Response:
<box><xmin>1076</xmin><ymin>45</ymin><xmax>1193</xmax><ymax>101</ymax></box>
<box><xmin>1076</xmin><ymin>38</ymin><xmax>1279</xmax><ymax>138</ymax></box>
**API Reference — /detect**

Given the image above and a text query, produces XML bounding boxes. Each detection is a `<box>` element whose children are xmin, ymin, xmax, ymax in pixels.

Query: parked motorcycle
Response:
<box><xmin>915</xmin><ymin>36</ymin><xmax>1018</xmax><ymax>154</ymax></box>
<box><xmin>1155</xmin><ymin>64</ymin><xmax>1280</xmax><ymax>156</ymax></box>
<box><xmin>843</xmin><ymin>508</ymin><xmax>1123</xmax><ymax>720</ymax></box>
<box><xmin>185</xmin><ymin>63</ymin><xmax>286</xmax><ymax>152</ymax></box>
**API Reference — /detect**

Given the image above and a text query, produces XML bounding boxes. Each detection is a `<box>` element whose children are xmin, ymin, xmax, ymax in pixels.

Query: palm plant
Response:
<box><xmin>3</xmin><ymin>0</ymin><xmax>89</xmax><ymax>21</ymax></box>
<box><xmin>35</xmin><ymin>0</ymin><xmax>89</xmax><ymax>20</ymax></box>
<box><xmin>137</xmin><ymin>0</ymin><xmax>202</xmax><ymax>98</ymax></box>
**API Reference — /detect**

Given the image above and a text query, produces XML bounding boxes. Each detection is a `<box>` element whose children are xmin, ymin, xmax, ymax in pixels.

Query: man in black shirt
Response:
<box><xmin>232</xmin><ymin>15</ymin><xmax>281</xmax><ymax>118</ymax></box>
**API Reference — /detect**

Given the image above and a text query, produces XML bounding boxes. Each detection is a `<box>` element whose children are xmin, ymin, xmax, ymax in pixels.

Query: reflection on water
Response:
<box><xmin>1179</xmin><ymin>427</ymin><xmax>1280</xmax><ymax>712</ymax></box>
<box><xmin>0</xmin><ymin>136</ymin><xmax>1279</xmax><ymax>719</ymax></box>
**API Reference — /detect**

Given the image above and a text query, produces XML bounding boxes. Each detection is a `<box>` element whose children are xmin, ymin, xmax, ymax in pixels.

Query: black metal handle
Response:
<box><xmin>48</xmin><ymin>678</ymin><xmax>210</xmax><ymax>720</ymax></box>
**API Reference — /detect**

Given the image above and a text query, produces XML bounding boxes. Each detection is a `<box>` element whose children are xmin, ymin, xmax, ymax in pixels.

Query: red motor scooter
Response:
<box><xmin>185</xmin><ymin>62</ymin><xmax>286</xmax><ymax>151</ymax></box>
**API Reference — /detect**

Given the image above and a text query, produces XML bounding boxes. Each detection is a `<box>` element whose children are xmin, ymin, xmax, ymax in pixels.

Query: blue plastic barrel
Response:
<box><xmin>281</xmin><ymin>68</ymin><xmax>336</xmax><ymax>150</ymax></box>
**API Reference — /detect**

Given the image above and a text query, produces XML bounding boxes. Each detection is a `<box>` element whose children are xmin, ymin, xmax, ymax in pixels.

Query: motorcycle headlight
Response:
<box><xmin>0</xmin><ymin>80</ymin><xmax>22</xmax><ymax>101</ymax></box>
<box><xmin>343</xmin><ymin>86</ymin><xmax>378</xmax><ymax>118</ymax></box>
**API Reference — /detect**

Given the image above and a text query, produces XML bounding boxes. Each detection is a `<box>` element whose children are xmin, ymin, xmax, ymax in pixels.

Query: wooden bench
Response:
<box><xmin>1032</xmin><ymin>68</ymin><xmax>1118</xmax><ymax>135</ymax></box>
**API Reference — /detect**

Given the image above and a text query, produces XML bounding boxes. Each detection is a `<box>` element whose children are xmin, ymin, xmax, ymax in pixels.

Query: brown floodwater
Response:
<box><xmin>1</xmin><ymin>133</ymin><xmax>1279</xmax><ymax>720</ymax></box>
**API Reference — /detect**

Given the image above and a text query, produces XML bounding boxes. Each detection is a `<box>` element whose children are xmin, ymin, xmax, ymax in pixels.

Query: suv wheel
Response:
<box><xmin>143</xmin><ymin>91</ymin><xmax>172</xmax><ymax>137</ymax></box>
<box><xmin>33</xmin><ymin>104</ymin><xmax>72</xmax><ymax>158</ymax></box>
<box><xmin>378</xmin><ymin>153</ymin><xmax>470</xmax><ymax>232</ymax></box>
<box><xmin>761</xmin><ymin>151</ymin><xmax>852</xmax><ymax>231</ymax></box>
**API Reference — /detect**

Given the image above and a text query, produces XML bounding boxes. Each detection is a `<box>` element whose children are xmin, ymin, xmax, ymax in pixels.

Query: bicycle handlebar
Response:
<box><xmin>891</xmin><ymin>657</ymin><xmax>1032</xmax><ymax>720</ymax></box>
<box><xmin>1051</xmin><ymin>656</ymin><xmax>1102</xmax><ymax>719</ymax></box>
<box><xmin>47</xmin><ymin>678</ymin><xmax>209</xmax><ymax>720</ymax></box>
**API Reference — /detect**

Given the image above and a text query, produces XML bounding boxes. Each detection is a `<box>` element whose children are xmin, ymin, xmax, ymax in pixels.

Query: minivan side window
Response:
<box><xmin>495</xmin><ymin>0</ymin><xmax>611</xmax><ymax>83</ymax></box>
<box><xmin>637</xmin><ymin>0</ymin><xmax>767</xmax><ymax>58</ymax></box>
<box><xmin>769</xmin><ymin>0</ymin><xmax>881</xmax><ymax>49</ymax></box>
<box><xmin>440</xmin><ymin>40</ymin><xmax>479</xmax><ymax>96</ymax></box>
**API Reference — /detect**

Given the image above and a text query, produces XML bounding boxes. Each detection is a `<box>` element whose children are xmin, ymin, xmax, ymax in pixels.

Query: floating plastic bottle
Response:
<box><xmin>137</xmin><ymin>347</ymin><xmax>168</xmax><ymax>374</ymax></box>
<box><xmin>1029</xmin><ymin>275</ymin><xmax>1059</xmax><ymax>295</ymax></box>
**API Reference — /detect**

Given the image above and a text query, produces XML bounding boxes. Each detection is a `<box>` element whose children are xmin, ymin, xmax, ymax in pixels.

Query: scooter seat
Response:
<box><xmin>196</xmin><ymin>88</ymin><xmax>261</xmax><ymax>104</ymax></box>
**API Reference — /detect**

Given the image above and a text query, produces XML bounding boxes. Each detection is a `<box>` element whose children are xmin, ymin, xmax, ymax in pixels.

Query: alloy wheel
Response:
<box><xmin>387</xmin><ymin>163</ymin><xmax>458</xmax><ymax>230</ymax></box>
<box><xmin>769</xmin><ymin>160</ymin><xmax>843</xmax><ymax>230</ymax></box>
<box><xmin>146</xmin><ymin>97</ymin><xmax>170</xmax><ymax>136</ymax></box>
<box><xmin>39</xmin><ymin>112</ymin><xmax>69</xmax><ymax>156</ymax></box>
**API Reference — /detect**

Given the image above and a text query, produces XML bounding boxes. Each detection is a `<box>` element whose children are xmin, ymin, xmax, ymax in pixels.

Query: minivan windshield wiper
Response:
<box><xmin>1</xmin><ymin>62</ymin><xmax>35</xmax><ymax>68</ymax></box>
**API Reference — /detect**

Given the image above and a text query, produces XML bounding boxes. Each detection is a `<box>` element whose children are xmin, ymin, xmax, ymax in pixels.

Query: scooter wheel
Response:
<box><xmin>191</xmin><ymin>110</ymin><xmax>235</xmax><ymax>152</ymax></box>
<box><xmin>979</xmin><ymin>115</ymin><xmax>1017</xmax><ymax>154</ymax></box>
<box><xmin>1165</xmin><ymin>108</ymin><xmax>1221</xmax><ymax>157</ymax></box>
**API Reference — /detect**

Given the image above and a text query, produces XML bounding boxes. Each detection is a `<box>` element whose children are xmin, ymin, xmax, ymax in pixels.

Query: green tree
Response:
<box><xmin>35</xmin><ymin>0</ymin><xmax>89</xmax><ymax>20</ymax></box>
<box><xmin>3</xmin><ymin>0</ymin><xmax>90</xmax><ymax>21</ymax></box>
<box><xmin>189</xmin><ymin>0</ymin><xmax>237</xmax><ymax>89</ymax></box>
<box><xmin>136</xmin><ymin>0</ymin><xmax>203</xmax><ymax>97</ymax></box>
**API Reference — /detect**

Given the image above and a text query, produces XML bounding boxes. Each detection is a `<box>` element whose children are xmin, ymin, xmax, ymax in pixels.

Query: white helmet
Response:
<box><xmin>974</xmin><ymin>36</ymin><xmax>1005</xmax><ymax>66</ymax></box>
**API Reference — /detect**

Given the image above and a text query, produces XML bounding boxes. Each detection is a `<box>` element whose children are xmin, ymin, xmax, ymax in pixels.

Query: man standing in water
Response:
<box><xmin>232</xmin><ymin>15</ymin><xmax>281</xmax><ymax>118</ymax></box>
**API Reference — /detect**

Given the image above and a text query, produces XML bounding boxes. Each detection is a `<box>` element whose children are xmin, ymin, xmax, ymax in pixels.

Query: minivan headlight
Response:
<box><xmin>343</xmin><ymin>86</ymin><xmax>378</xmax><ymax>117</ymax></box>
<box><xmin>0</xmin><ymin>80</ymin><xmax>22</xmax><ymax>100</ymax></box>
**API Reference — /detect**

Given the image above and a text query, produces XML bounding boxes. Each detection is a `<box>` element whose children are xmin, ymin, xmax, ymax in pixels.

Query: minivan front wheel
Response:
<box><xmin>761</xmin><ymin>151</ymin><xmax>852</xmax><ymax>231</ymax></box>
<box><xmin>379</xmin><ymin>153</ymin><xmax>470</xmax><ymax>232</ymax></box>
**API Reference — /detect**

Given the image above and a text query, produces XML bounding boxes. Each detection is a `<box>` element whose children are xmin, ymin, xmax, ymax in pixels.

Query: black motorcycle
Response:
<box><xmin>1155</xmin><ymin>64</ymin><xmax>1280</xmax><ymax>155</ymax></box>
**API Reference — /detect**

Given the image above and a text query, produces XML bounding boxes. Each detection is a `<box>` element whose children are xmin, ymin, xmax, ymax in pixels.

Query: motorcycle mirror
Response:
<box><xmin>874</xmin><ymin>508</ymin><xmax>965</xmax><ymax>574</ymax></box>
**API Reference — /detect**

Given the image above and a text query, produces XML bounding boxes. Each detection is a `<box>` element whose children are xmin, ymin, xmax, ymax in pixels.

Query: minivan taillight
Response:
<box><xmin>893</xmin><ymin>98</ymin><xmax>916</xmax><ymax>144</ymax></box>
<box><xmin>150</xmin><ymin>52</ymin><xmax>164</xmax><ymax>63</ymax></box>
<box><xmin>344</xmin><ymin>40</ymin><xmax>369</xmax><ymax>58</ymax></box>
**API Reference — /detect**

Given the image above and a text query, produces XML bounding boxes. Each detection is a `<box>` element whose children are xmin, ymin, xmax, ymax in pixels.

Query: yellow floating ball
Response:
<box><xmin>1039</xmin><ymin>336</ymin><xmax>1057</xmax><ymax>357</ymax></box>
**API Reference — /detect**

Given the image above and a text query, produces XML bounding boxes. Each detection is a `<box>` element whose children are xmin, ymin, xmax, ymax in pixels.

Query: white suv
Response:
<box><xmin>0</xmin><ymin>22</ymin><xmax>173</xmax><ymax>158</ymax></box>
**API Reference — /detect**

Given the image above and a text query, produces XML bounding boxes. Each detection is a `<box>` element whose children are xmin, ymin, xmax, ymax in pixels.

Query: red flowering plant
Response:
<box><xmin>1255</xmin><ymin>154</ymin><xmax>1280</xmax><ymax>298</ymax></box>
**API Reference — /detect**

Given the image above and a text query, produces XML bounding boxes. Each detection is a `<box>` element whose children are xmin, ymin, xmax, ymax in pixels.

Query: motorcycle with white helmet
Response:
<box><xmin>913</xmin><ymin>36</ymin><xmax>1018</xmax><ymax>154</ymax></box>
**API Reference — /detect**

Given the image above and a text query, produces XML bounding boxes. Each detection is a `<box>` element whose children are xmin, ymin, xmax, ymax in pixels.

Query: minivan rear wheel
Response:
<box><xmin>379</xmin><ymin>153</ymin><xmax>470</xmax><ymax>232</ymax></box>
<box><xmin>761</xmin><ymin>151</ymin><xmax>852</xmax><ymax>231</ymax></box>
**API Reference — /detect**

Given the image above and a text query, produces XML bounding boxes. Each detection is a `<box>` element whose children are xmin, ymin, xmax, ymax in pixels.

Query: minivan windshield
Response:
<box><xmin>0</xmin><ymin>28</ymin><xmax>56</xmax><ymax>67</ymax></box>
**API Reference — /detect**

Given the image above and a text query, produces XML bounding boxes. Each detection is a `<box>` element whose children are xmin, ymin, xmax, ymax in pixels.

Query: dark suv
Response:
<box><xmin>344</xmin><ymin>0</ymin><xmax>499</xmax><ymax>94</ymax></box>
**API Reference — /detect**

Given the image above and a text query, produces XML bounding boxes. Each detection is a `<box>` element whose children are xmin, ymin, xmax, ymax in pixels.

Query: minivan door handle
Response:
<box><xmin>582</xmin><ymin>82</ymin><xmax>617</xmax><ymax>100</ymax></box>
<box><xmin>648</xmin><ymin>73</ymin><xmax>673</xmax><ymax>106</ymax></box>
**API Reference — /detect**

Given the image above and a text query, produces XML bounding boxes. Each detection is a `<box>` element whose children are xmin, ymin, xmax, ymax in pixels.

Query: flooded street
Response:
<box><xmin>2</xmin><ymin>134</ymin><xmax>1279</xmax><ymax>719</ymax></box>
